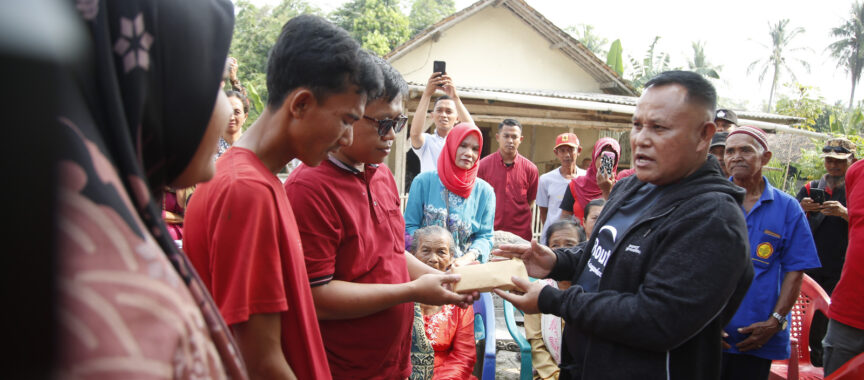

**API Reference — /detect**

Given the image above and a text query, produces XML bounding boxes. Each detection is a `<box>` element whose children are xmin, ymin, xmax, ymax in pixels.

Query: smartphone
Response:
<box><xmin>600</xmin><ymin>151</ymin><xmax>616</xmax><ymax>177</ymax></box>
<box><xmin>810</xmin><ymin>188</ymin><xmax>826</xmax><ymax>204</ymax></box>
<box><xmin>433</xmin><ymin>60</ymin><xmax>446</xmax><ymax>77</ymax></box>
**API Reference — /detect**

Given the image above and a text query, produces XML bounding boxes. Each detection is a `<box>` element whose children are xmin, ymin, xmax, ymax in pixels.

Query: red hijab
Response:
<box><xmin>438</xmin><ymin>123</ymin><xmax>483</xmax><ymax>199</ymax></box>
<box><xmin>569</xmin><ymin>137</ymin><xmax>621</xmax><ymax>220</ymax></box>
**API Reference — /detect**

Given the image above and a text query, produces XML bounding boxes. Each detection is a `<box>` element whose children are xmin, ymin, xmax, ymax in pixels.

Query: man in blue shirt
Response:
<box><xmin>721</xmin><ymin>126</ymin><xmax>821</xmax><ymax>380</ymax></box>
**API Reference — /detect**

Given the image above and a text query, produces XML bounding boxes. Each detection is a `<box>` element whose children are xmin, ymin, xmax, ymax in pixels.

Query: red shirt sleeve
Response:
<box><xmin>284</xmin><ymin>178</ymin><xmax>342</xmax><ymax>284</ymax></box>
<box><xmin>435</xmin><ymin>305</ymin><xmax>477</xmax><ymax>380</ymax></box>
<box><xmin>207</xmin><ymin>181</ymin><xmax>289</xmax><ymax>326</ymax></box>
<box><xmin>527</xmin><ymin>163</ymin><xmax>539</xmax><ymax>203</ymax></box>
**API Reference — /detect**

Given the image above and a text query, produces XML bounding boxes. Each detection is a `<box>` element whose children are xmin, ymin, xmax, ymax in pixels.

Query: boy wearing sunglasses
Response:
<box><xmin>283</xmin><ymin>56</ymin><xmax>476</xmax><ymax>379</ymax></box>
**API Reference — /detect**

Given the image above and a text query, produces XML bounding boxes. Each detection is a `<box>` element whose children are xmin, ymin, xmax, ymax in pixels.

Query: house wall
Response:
<box><xmin>390</xmin><ymin>5</ymin><xmax>601</xmax><ymax>93</ymax></box>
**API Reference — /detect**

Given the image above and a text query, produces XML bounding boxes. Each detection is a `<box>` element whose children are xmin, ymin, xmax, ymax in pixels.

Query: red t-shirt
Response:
<box><xmin>183</xmin><ymin>148</ymin><xmax>331</xmax><ymax>380</ymax></box>
<box><xmin>477</xmin><ymin>152</ymin><xmax>539</xmax><ymax>241</ymax></box>
<box><xmin>829</xmin><ymin>159</ymin><xmax>864</xmax><ymax>330</ymax></box>
<box><xmin>284</xmin><ymin>159</ymin><xmax>413</xmax><ymax>379</ymax></box>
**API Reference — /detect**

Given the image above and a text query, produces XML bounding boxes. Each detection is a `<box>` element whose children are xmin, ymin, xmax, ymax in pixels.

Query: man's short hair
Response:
<box><xmin>644</xmin><ymin>70</ymin><xmax>717</xmax><ymax>115</ymax></box>
<box><xmin>498</xmin><ymin>118</ymin><xmax>522</xmax><ymax>131</ymax></box>
<box><xmin>369</xmin><ymin>54</ymin><xmax>408</xmax><ymax>103</ymax></box>
<box><xmin>409</xmin><ymin>225</ymin><xmax>455</xmax><ymax>254</ymax></box>
<box><xmin>433</xmin><ymin>95</ymin><xmax>453</xmax><ymax>108</ymax></box>
<box><xmin>266</xmin><ymin>15</ymin><xmax>382</xmax><ymax>107</ymax></box>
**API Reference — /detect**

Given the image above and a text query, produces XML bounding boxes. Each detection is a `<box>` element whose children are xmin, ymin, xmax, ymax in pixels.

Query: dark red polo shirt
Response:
<box><xmin>478</xmin><ymin>151</ymin><xmax>539</xmax><ymax>241</ymax></box>
<box><xmin>284</xmin><ymin>158</ymin><xmax>412</xmax><ymax>379</ymax></box>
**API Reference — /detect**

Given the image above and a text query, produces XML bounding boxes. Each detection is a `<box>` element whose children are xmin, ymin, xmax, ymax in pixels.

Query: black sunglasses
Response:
<box><xmin>363</xmin><ymin>114</ymin><xmax>407</xmax><ymax>136</ymax></box>
<box><xmin>823</xmin><ymin>146</ymin><xmax>851</xmax><ymax>154</ymax></box>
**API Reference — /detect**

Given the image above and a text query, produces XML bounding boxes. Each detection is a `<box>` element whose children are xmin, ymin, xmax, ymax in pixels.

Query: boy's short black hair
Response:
<box><xmin>369</xmin><ymin>54</ymin><xmax>408</xmax><ymax>103</ymax></box>
<box><xmin>266</xmin><ymin>15</ymin><xmax>382</xmax><ymax>107</ymax></box>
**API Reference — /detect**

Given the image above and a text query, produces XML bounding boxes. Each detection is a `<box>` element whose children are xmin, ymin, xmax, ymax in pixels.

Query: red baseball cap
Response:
<box><xmin>555</xmin><ymin>133</ymin><xmax>580</xmax><ymax>149</ymax></box>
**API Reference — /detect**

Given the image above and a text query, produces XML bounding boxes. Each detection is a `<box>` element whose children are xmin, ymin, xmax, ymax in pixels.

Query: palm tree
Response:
<box><xmin>629</xmin><ymin>36</ymin><xmax>672</xmax><ymax>89</ymax></box>
<box><xmin>748</xmin><ymin>19</ymin><xmax>811</xmax><ymax>112</ymax></box>
<box><xmin>688</xmin><ymin>41</ymin><xmax>721</xmax><ymax>80</ymax></box>
<box><xmin>828</xmin><ymin>1</ymin><xmax>864</xmax><ymax>109</ymax></box>
<box><xmin>566</xmin><ymin>24</ymin><xmax>609</xmax><ymax>59</ymax></box>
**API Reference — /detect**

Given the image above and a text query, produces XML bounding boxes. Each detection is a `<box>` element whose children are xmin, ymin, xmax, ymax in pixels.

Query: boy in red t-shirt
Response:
<box><xmin>183</xmin><ymin>15</ymin><xmax>383</xmax><ymax>379</ymax></box>
<box><xmin>284</xmin><ymin>56</ymin><xmax>475</xmax><ymax>379</ymax></box>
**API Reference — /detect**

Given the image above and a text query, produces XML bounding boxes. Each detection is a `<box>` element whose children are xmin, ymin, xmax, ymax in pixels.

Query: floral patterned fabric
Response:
<box><xmin>421</xmin><ymin>304</ymin><xmax>477</xmax><ymax>380</ymax></box>
<box><xmin>54</xmin><ymin>0</ymin><xmax>246</xmax><ymax>378</ymax></box>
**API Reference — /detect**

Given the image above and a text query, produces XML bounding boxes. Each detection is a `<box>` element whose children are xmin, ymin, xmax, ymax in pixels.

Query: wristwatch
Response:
<box><xmin>772</xmin><ymin>312</ymin><xmax>788</xmax><ymax>331</ymax></box>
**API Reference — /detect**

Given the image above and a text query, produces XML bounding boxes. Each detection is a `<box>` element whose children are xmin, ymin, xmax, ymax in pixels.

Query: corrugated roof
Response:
<box><xmin>408</xmin><ymin>81</ymin><xmax>805</xmax><ymax>124</ymax></box>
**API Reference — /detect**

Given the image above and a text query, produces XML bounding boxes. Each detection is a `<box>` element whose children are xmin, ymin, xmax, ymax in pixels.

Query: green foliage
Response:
<box><xmin>687</xmin><ymin>41</ymin><xmax>721</xmax><ymax>80</ymax></box>
<box><xmin>774</xmin><ymin>83</ymin><xmax>826</xmax><ymax>131</ymax></box>
<box><xmin>828</xmin><ymin>1</ymin><xmax>864</xmax><ymax>109</ymax></box>
<box><xmin>775</xmin><ymin>82</ymin><xmax>864</xmax><ymax>134</ymax></box>
<box><xmin>331</xmin><ymin>0</ymin><xmax>411</xmax><ymax>56</ymax></box>
<box><xmin>606</xmin><ymin>39</ymin><xmax>624</xmax><ymax>76</ymax></box>
<box><xmin>566</xmin><ymin>24</ymin><xmax>609</xmax><ymax>58</ymax></box>
<box><xmin>628</xmin><ymin>36</ymin><xmax>674</xmax><ymax>89</ymax></box>
<box><xmin>747</xmin><ymin>19</ymin><xmax>811</xmax><ymax>112</ymax></box>
<box><xmin>408</xmin><ymin>0</ymin><xmax>455</xmax><ymax>36</ymax></box>
<box><xmin>229</xmin><ymin>0</ymin><xmax>320</xmax><ymax>123</ymax></box>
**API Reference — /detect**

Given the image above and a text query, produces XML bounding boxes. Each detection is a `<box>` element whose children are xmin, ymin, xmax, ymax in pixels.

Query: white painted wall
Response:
<box><xmin>391</xmin><ymin>5</ymin><xmax>601</xmax><ymax>93</ymax></box>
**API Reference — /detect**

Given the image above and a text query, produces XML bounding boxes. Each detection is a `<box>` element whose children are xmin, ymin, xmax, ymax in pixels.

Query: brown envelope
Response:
<box><xmin>451</xmin><ymin>259</ymin><xmax>529</xmax><ymax>293</ymax></box>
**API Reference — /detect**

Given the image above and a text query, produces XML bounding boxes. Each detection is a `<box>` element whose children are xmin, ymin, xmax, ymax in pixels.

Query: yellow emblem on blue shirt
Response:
<box><xmin>756</xmin><ymin>242</ymin><xmax>774</xmax><ymax>259</ymax></box>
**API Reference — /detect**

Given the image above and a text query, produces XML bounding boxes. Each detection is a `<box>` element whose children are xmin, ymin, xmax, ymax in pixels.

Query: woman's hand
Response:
<box><xmin>596</xmin><ymin>169</ymin><xmax>615</xmax><ymax>200</ymax></box>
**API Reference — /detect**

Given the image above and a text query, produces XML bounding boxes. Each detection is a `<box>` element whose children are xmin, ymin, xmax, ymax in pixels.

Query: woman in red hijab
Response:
<box><xmin>560</xmin><ymin>137</ymin><xmax>621</xmax><ymax>222</ymax></box>
<box><xmin>404</xmin><ymin>123</ymin><xmax>497</xmax><ymax>266</ymax></box>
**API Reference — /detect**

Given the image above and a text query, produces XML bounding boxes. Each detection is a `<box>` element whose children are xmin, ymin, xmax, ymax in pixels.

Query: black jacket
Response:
<box><xmin>538</xmin><ymin>156</ymin><xmax>754</xmax><ymax>380</ymax></box>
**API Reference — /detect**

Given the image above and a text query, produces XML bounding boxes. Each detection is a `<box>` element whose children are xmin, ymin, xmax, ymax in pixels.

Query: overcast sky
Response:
<box><xmin>249</xmin><ymin>0</ymin><xmax>859</xmax><ymax>111</ymax></box>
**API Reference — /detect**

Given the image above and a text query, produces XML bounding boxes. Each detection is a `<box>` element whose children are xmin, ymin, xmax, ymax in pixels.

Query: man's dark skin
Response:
<box><xmin>721</xmin><ymin>133</ymin><xmax>802</xmax><ymax>351</ymax></box>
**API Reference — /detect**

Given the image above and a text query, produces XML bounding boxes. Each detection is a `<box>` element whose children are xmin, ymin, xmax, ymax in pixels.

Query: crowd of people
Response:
<box><xmin>20</xmin><ymin>1</ymin><xmax>864</xmax><ymax>379</ymax></box>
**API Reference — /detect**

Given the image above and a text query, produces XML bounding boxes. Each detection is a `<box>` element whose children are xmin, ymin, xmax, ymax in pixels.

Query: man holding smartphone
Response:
<box><xmin>409</xmin><ymin>64</ymin><xmax>475</xmax><ymax>173</ymax></box>
<box><xmin>796</xmin><ymin>138</ymin><xmax>856</xmax><ymax>366</ymax></box>
<box><xmin>797</xmin><ymin>138</ymin><xmax>855</xmax><ymax>294</ymax></box>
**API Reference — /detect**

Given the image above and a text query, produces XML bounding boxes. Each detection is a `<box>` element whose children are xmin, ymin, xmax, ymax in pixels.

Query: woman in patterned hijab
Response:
<box><xmin>49</xmin><ymin>0</ymin><xmax>247</xmax><ymax>377</ymax></box>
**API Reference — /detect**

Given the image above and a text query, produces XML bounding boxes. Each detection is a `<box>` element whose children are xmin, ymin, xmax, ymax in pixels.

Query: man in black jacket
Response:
<box><xmin>495</xmin><ymin>71</ymin><xmax>754</xmax><ymax>380</ymax></box>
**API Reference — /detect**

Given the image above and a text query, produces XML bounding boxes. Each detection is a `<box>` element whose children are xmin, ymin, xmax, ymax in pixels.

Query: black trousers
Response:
<box><xmin>720</xmin><ymin>352</ymin><xmax>772</xmax><ymax>380</ymax></box>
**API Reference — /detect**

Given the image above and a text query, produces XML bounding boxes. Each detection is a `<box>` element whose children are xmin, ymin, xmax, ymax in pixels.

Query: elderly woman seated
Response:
<box><xmin>409</xmin><ymin>225</ymin><xmax>477</xmax><ymax>380</ymax></box>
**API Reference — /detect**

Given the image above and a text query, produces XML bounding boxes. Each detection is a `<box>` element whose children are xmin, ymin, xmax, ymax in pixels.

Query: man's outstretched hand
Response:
<box><xmin>493</xmin><ymin>276</ymin><xmax>548</xmax><ymax>314</ymax></box>
<box><xmin>492</xmin><ymin>240</ymin><xmax>557</xmax><ymax>279</ymax></box>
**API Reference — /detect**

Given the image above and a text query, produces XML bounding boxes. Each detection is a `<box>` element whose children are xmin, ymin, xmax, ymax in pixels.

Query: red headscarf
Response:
<box><xmin>438</xmin><ymin>123</ymin><xmax>483</xmax><ymax>199</ymax></box>
<box><xmin>569</xmin><ymin>137</ymin><xmax>621</xmax><ymax>220</ymax></box>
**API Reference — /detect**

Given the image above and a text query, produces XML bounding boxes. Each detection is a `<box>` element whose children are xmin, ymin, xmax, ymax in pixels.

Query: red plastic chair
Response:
<box><xmin>825</xmin><ymin>351</ymin><xmax>864</xmax><ymax>379</ymax></box>
<box><xmin>769</xmin><ymin>274</ymin><xmax>830</xmax><ymax>380</ymax></box>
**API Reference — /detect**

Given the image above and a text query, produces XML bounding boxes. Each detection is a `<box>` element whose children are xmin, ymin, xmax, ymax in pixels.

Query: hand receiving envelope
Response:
<box><xmin>450</xmin><ymin>258</ymin><xmax>529</xmax><ymax>293</ymax></box>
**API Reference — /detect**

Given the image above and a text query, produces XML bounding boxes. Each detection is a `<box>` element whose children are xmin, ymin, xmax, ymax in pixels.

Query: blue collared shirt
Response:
<box><xmin>724</xmin><ymin>177</ymin><xmax>821</xmax><ymax>360</ymax></box>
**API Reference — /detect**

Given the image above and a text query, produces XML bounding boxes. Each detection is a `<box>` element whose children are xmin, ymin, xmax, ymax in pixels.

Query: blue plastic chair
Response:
<box><xmin>503</xmin><ymin>299</ymin><xmax>533</xmax><ymax>380</ymax></box>
<box><xmin>473</xmin><ymin>292</ymin><xmax>496</xmax><ymax>380</ymax></box>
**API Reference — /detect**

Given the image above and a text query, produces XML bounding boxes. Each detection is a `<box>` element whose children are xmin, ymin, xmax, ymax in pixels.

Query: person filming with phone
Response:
<box><xmin>410</xmin><ymin>61</ymin><xmax>475</xmax><ymax>173</ymax></box>
<box><xmin>797</xmin><ymin>138</ymin><xmax>856</xmax><ymax>294</ymax></box>
<box><xmin>558</xmin><ymin>138</ymin><xmax>620</xmax><ymax>225</ymax></box>
<box><xmin>795</xmin><ymin>138</ymin><xmax>856</xmax><ymax>366</ymax></box>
